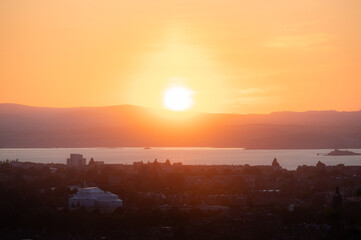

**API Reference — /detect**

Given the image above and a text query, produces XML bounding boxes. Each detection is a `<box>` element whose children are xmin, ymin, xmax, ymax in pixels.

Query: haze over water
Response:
<box><xmin>1</xmin><ymin>148</ymin><xmax>361</xmax><ymax>170</ymax></box>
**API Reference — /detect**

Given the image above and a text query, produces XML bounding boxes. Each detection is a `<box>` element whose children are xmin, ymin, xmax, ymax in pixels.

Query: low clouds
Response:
<box><xmin>264</xmin><ymin>33</ymin><xmax>334</xmax><ymax>49</ymax></box>
<box><xmin>237</xmin><ymin>88</ymin><xmax>265</xmax><ymax>95</ymax></box>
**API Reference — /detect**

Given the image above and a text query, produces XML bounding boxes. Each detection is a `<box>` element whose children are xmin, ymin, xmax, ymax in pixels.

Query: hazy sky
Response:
<box><xmin>1</xmin><ymin>0</ymin><xmax>360</xmax><ymax>113</ymax></box>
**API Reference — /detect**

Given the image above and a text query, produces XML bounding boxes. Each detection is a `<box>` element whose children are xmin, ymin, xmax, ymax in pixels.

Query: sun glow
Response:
<box><xmin>164</xmin><ymin>86</ymin><xmax>194</xmax><ymax>111</ymax></box>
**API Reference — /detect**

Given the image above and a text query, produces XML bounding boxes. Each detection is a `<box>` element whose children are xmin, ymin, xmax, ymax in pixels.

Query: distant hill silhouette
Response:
<box><xmin>0</xmin><ymin>103</ymin><xmax>361</xmax><ymax>149</ymax></box>
<box><xmin>326</xmin><ymin>149</ymin><xmax>361</xmax><ymax>156</ymax></box>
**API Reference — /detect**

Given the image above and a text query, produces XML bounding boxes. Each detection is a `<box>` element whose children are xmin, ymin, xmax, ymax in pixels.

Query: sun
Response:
<box><xmin>163</xmin><ymin>86</ymin><xmax>194</xmax><ymax>111</ymax></box>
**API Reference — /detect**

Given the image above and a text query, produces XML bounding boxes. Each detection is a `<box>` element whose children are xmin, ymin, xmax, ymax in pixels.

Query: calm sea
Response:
<box><xmin>1</xmin><ymin>148</ymin><xmax>361</xmax><ymax>170</ymax></box>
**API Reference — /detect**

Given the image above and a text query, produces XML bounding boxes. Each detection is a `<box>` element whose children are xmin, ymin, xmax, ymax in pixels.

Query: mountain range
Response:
<box><xmin>0</xmin><ymin>103</ymin><xmax>360</xmax><ymax>149</ymax></box>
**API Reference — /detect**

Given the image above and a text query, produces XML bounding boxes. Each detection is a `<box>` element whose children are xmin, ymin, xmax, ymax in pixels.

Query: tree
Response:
<box><xmin>272</xmin><ymin>158</ymin><xmax>281</xmax><ymax>168</ymax></box>
<box><xmin>316</xmin><ymin>161</ymin><xmax>326</xmax><ymax>168</ymax></box>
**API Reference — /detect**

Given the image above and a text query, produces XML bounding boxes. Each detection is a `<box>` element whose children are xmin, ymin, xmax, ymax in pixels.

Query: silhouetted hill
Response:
<box><xmin>0</xmin><ymin>103</ymin><xmax>361</xmax><ymax>149</ymax></box>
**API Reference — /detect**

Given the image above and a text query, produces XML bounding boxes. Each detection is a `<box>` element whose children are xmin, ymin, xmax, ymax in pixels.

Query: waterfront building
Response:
<box><xmin>67</xmin><ymin>154</ymin><xmax>86</xmax><ymax>167</ymax></box>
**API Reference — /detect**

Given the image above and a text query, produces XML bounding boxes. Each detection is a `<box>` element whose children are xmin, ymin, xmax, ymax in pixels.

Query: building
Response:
<box><xmin>88</xmin><ymin>158</ymin><xmax>104</xmax><ymax>166</ymax></box>
<box><xmin>69</xmin><ymin>187</ymin><xmax>123</xmax><ymax>212</ymax></box>
<box><xmin>67</xmin><ymin>154</ymin><xmax>86</xmax><ymax>167</ymax></box>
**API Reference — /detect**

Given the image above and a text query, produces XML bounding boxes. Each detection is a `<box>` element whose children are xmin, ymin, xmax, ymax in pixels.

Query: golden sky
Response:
<box><xmin>1</xmin><ymin>0</ymin><xmax>360</xmax><ymax>114</ymax></box>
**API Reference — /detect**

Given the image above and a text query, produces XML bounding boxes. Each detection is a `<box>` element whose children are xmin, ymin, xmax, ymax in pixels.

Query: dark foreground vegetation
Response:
<box><xmin>1</xmin><ymin>159</ymin><xmax>361</xmax><ymax>239</ymax></box>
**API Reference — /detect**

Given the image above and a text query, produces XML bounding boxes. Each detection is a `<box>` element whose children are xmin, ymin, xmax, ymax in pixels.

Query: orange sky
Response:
<box><xmin>0</xmin><ymin>0</ymin><xmax>360</xmax><ymax>114</ymax></box>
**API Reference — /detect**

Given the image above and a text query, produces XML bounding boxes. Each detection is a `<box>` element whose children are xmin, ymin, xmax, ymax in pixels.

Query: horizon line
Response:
<box><xmin>0</xmin><ymin>102</ymin><xmax>360</xmax><ymax>115</ymax></box>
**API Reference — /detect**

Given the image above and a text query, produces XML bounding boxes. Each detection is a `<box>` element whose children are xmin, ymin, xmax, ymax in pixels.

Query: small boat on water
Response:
<box><xmin>144</xmin><ymin>147</ymin><xmax>151</xmax><ymax>150</ymax></box>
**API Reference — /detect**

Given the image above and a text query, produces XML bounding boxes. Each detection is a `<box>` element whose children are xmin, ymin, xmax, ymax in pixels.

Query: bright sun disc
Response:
<box><xmin>163</xmin><ymin>86</ymin><xmax>194</xmax><ymax>111</ymax></box>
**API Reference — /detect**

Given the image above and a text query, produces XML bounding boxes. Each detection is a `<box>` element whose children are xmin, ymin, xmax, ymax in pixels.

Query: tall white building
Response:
<box><xmin>69</xmin><ymin>187</ymin><xmax>123</xmax><ymax>213</ymax></box>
